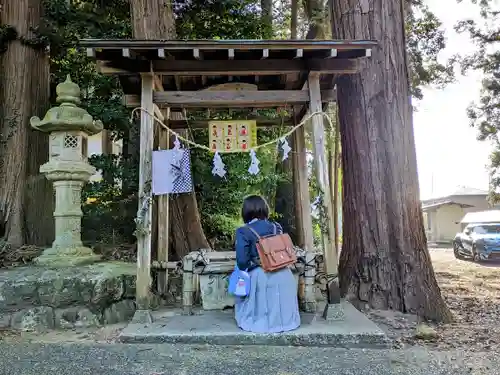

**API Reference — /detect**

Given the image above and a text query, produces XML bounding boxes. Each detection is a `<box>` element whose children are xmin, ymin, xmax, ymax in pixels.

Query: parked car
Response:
<box><xmin>453</xmin><ymin>223</ymin><xmax>500</xmax><ymax>261</ymax></box>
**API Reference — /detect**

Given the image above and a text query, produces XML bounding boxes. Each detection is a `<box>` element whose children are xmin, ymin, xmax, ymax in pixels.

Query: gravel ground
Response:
<box><xmin>366</xmin><ymin>248</ymin><xmax>500</xmax><ymax>352</ymax></box>
<box><xmin>0</xmin><ymin>343</ymin><xmax>496</xmax><ymax>375</ymax></box>
<box><xmin>1</xmin><ymin>247</ymin><xmax>499</xmax><ymax>374</ymax></box>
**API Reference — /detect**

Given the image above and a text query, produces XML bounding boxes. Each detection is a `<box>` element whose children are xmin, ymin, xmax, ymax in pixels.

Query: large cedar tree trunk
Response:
<box><xmin>0</xmin><ymin>0</ymin><xmax>53</xmax><ymax>247</ymax></box>
<box><xmin>130</xmin><ymin>0</ymin><xmax>210</xmax><ymax>260</ymax></box>
<box><xmin>25</xmin><ymin>4</ymin><xmax>54</xmax><ymax>246</ymax></box>
<box><xmin>302</xmin><ymin>0</ymin><xmax>328</xmax><ymax>39</ymax></box>
<box><xmin>260</xmin><ymin>0</ymin><xmax>272</xmax><ymax>31</ymax></box>
<box><xmin>331</xmin><ymin>0</ymin><xmax>452</xmax><ymax>321</ymax></box>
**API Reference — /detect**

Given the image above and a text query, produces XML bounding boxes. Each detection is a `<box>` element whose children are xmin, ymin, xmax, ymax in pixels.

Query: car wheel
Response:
<box><xmin>472</xmin><ymin>245</ymin><xmax>481</xmax><ymax>262</ymax></box>
<box><xmin>453</xmin><ymin>242</ymin><xmax>463</xmax><ymax>259</ymax></box>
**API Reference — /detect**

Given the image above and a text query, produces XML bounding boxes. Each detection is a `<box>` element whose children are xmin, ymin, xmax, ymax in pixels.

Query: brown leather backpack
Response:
<box><xmin>246</xmin><ymin>224</ymin><xmax>297</xmax><ymax>272</ymax></box>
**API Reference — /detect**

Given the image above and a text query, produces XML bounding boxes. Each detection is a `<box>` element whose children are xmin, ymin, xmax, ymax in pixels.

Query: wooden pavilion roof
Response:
<box><xmin>80</xmin><ymin>39</ymin><xmax>376</xmax><ymax>127</ymax></box>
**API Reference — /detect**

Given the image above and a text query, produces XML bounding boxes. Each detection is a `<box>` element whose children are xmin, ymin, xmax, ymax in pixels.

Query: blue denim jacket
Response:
<box><xmin>235</xmin><ymin>219</ymin><xmax>283</xmax><ymax>271</ymax></box>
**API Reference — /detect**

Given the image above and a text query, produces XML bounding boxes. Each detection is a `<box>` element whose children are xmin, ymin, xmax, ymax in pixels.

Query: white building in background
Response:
<box><xmin>422</xmin><ymin>186</ymin><xmax>491</xmax><ymax>243</ymax></box>
<box><xmin>87</xmin><ymin>130</ymin><xmax>123</xmax><ymax>182</ymax></box>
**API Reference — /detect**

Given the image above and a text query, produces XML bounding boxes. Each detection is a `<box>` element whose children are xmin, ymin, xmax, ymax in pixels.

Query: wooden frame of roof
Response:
<box><xmin>81</xmin><ymin>38</ymin><xmax>376</xmax><ymax>124</ymax></box>
<box><xmin>80</xmin><ymin>38</ymin><xmax>376</xmax><ymax>318</ymax></box>
<box><xmin>81</xmin><ymin>39</ymin><xmax>374</xmax><ymax>89</ymax></box>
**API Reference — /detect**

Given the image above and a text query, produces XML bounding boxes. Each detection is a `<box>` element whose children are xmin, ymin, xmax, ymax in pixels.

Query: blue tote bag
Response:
<box><xmin>228</xmin><ymin>266</ymin><xmax>251</xmax><ymax>297</ymax></box>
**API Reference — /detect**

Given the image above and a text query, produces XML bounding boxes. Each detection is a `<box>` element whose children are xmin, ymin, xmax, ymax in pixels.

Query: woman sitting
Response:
<box><xmin>234</xmin><ymin>195</ymin><xmax>300</xmax><ymax>333</ymax></box>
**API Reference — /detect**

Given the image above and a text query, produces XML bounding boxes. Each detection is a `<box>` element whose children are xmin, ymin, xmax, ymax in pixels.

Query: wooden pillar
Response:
<box><xmin>332</xmin><ymin>112</ymin><xmax>341</xmax><ymax>257</ymax></box>
<box><xmin>308</xmin><ymin>73</ymin><xmax>338</xmax><ymax>284</ymax></box>
<box><xmin>156</xmin><ymin>124</ymin><xmax>170</xmax><ymax>296</ymax></box>
<box><xmin>292</xmin><ymin>125</ymin><xmax>314</xmax><ymax>250</ymax></box>
<box><xmin>328</xmin><ymin>111</ymin><xmax>341</xmax><ymax>258</ymax></box>
<box><xmin>135</xmin><ymin>73</ymin><xmax>154</xmax><ymax>321</ymax></box>
<box><xmin>292</xmin><ymin>122</ymin><xmax>316</xmax><ymax>312</ymax></box>
<box><xmin>182</xmin><ymin>256</ymin><xmax>194</xmax><ymax>315</ymax></box>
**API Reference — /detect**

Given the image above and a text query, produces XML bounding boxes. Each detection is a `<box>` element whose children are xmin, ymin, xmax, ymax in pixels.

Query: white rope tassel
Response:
<box><xmin>280</xmin><ymin>137</ymin><xmax>291</xmax><ymax>161</ymax></box>
<box><xmin>173</xmin><ymin>135</ymin><xmax>181</xmax><ymax>150</ymax></box>
<box><xmin>170</xmin><ymin>135</ymin><xmax>183</xmax><ymax>165</ymax></box>
<box><xmin>212</xmin><ymin>151</ymin><xmax>227</xmax><ymax>178</ymax></box>
<box><xmin>248</xmin><ymin>149</ymin><xmax>260</xmax><ymax>175</ymax></box>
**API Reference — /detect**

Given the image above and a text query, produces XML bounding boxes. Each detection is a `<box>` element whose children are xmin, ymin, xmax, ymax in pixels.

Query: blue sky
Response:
<box><xmin>414</xmin><ymin>0</ymin><xmax>491</xmax><ymax>199</ymax></box>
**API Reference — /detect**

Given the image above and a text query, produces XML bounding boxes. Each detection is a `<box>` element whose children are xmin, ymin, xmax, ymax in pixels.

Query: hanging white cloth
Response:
<box><xmin>248</xmin><ymin>149</ymin><xmax>260</xmax><ymax>175</ymax></box>
<box><xmin>280</xmin><ymin>137</ymin><xmax>291</xmax><ymax>161</ymax></box>
<box><xmin>152</xmin><ymin>149</ymin><xmax>193</xmax><ymax>195</ymax></box>
<box><xmin>212</xmin><ymin>151</ymin><xmax>227</xmax><ymax>178</ymax></box>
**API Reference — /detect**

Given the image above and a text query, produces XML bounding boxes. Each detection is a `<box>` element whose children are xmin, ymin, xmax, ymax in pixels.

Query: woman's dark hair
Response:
<box><xmin>241</xmin><ymin>195</ymin><xmax>270</xmax><ymax>223</ymax></box>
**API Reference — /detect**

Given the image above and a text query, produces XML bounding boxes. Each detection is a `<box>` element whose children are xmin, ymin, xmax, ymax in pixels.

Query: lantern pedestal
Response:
<box><xmin>34</xmin><ymin>161</ymin><xmax>100</xmax><ymax>267</ymax></box>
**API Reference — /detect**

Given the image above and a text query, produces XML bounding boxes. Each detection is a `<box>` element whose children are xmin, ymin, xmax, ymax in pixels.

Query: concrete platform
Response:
<box><xmin>119</xmin><ymin>301</ymin><xmax>390</xmax><ymax>348</ymax></box>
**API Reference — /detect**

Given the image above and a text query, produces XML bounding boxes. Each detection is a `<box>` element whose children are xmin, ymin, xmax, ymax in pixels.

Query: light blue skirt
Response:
<box><xmin>234</xmin><ymin>266</ymin><xmax>300</xmax><ymax>333</ymax></box>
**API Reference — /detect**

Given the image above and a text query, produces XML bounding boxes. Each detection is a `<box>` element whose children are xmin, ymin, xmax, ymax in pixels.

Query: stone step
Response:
<box><xmin>119</xmin><ymin>301</ymin><xmax>390</xmax><ymax>348</ymax></box>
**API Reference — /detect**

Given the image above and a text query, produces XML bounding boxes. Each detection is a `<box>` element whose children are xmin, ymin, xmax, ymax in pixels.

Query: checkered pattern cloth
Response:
<box><xmin>152</xmin><ymin>149</ymin><xmax>193</xmax><ymax>195</ymax></box>
<box><xmin>171</xmin><ymin>149</ymin><xmax>193</xmax><ymax>194</ymax></box>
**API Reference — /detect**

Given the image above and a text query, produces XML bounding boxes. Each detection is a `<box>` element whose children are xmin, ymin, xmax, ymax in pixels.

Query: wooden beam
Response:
<box><xmin>80</xmin><ymin>39</ymin><xmax>377</xmax><ymax>51</ymax></box>
<box><xmin>152</xmin><ymin>89</ymin><xmax>336</xmax><ymax>108</ymax></box>
<box><xmin>308</xmin><ymin>73</ymin><xmax>337</xmax><ymax>280</ymax></box>
<box><xmin>97</xmin><ymin>58</ymin><xmax>359</xmax><ymax>76</ymax></box>
<box><xmin>136</xmin><ymin>73</ymin><xmax>154</xmax><ymax>311</ymax></box>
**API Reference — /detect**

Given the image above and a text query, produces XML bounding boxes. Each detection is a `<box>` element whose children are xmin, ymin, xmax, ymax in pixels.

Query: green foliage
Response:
<box><xmin>406</xmin><ymin>0</ymin><xmax>455</xmax><ymax>99</ymax></box>
<box><xmin>40</xmin><ymin>0</ymin><xmax>135</xmax><ymax>243</ymax></box>
<box><xmin>40</xmin><ymin>0</ymin><xmax>458</xmax><ymax>248</ymax></box>
<box><xmin>189</xmin><ymin>110</ymin><xmax>288</xmax><ymax>241</ymax></box>
<box><xmin>176</xmin><ymin>0</ymin><xmax>268</xmax><ymax>39</ymax></box>
<box><xmin>0</xmin><ymin>24</ymin><xmax>17</xmax><ymax>54</ymax></box>
<box><xmin>42</xmin><ymin>0</ymin><xmax>289</xmax><ymax>246</ymax></box>
<box><xmin>455</xmin><ymin>0</ymin><xmax>500</xmax><ymax>200</ymax></box>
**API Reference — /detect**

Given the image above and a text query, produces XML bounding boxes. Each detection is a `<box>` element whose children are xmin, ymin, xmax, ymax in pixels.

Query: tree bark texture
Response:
<box><xmin>130</xmin><ymin>0</ymin><xmax>210</xmax><ymax>260</ymax></box>
<box><xmin>130</xmin><ymin>0</ymin><xmax>175</xmax><ymax>39</ymax></box>
<box><xmin>331</xmin><ymin>0</ymin><xmax>452</xmax><ymax>321</ymax></box>
<box><xmin>291</xmin><ymin>0</ymin><xmax>299</xmax><ymax>39</ymax></box>
<box><xmin>260</xmin><ymin>0</ymin><xmax>273</xmax><ymax>32</ymax></box>
<box><xmin>0</xmin><ymin>0</ymin><xmax>52</xmax><ymax>247</ymax></box>
<box><xmin>24</xmin><ymin>2</ymin><xmax>54</xmax><ymax>246</ymax></box>
<box><xmin>302</xmin><ymin>0</ymin><xmax>328</xmax><ymax>39</ymax></box>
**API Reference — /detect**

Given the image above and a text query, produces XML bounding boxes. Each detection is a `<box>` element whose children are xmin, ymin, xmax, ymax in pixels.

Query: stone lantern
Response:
<box><xmin>30</xmin><ymin>75</ymin><xmax>104</xmax><ymax>267</ymax></box>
